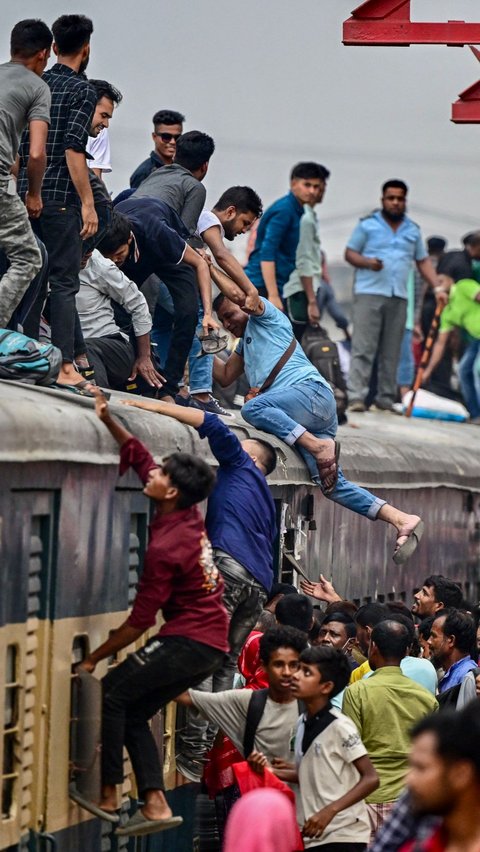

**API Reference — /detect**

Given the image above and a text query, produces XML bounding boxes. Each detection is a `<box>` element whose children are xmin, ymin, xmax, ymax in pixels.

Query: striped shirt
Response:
<box><xmin>18</xmin><ymin>63</ymin><xmax>96</xmax><ymax>205</ymax></box>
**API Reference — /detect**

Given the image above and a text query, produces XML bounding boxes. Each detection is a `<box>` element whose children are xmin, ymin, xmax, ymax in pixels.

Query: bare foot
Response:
<box><xmin>299</xmin><ymin>435</ymin><xmax>337</xmax><ymax>490</ymax></box>
<box><xmin>99</xmin><ymin>784</ymin><xmax>118</xmax><ymax>813</ymax></box>
<box><xmin>56</xmin><ymin>364</ymin><xmax>95</xmax><ymax>390</ymax></box>
<box><xmin>141</xmin><ymin>790</ymin><xmax>173</xmax><ymax>821</ymax></box>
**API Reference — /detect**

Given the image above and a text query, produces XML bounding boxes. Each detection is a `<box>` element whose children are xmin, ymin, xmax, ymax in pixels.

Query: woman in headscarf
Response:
<box><xmin>224</xmin><ymin>788</ymin><xmax>301</xmax><ymax>852</ymax></box>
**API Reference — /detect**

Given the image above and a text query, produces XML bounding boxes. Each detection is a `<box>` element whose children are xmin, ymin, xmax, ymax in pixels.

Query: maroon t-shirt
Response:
<box><xmin>120</xmin><ymin>437</ymin><xmax>229</xmax><ymax>653</ymax></box>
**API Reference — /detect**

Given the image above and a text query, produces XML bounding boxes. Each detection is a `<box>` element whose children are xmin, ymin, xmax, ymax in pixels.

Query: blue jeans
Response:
<box><xmin>152</xmin><ymin>290</ymin><xmax>213</xmax><ymax>394</ymax></box>
<box><xmin>458</xmin><ymin>339</ymin><xmax>480</xmax><ymax>418</ymax></box>
<box><xmin>242</xmin><ymin>379</ymin><xmax>385</xmax><ymax>520</ymax></box>
<box><xmin>396</xmin><ymin>328</ymin><xmax>414</xmax><ymax>387</ymax></box>
<box><xmin>316</xmin><ymin>279</ymin><xmax>349</xmax><ymax>331</ymax></box>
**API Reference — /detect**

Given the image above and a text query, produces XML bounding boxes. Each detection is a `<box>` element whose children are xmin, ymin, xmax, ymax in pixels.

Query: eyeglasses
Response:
<box><xmin>154</xmin><ymin>132</ymin><xmax>181</xmax><ymax>142</ymax></box>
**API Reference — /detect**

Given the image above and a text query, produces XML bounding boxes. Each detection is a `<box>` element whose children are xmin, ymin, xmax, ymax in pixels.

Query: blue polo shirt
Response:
<box><xmin>235</xmin><ymin>298</ymin><xmax>330</xmax><ymax>391</ymax></box>
<box><xmin>245</xmin><ymin>191</ymin><xmax>305</xmax><ymax>294</ymax></box>
<box><xmin>197</xmin><ymin>413</ymin><xmax>276</xmax><ymax>592</ymax></box>
<box><xmin>438</xmin><ymin>656</ymin><xmax>478</xmax><ymax>693</ymax></box>
<box><xmin>347</xmin><ymin>210</ymin><xmax>427</xmax><ymax>299</ymax></box>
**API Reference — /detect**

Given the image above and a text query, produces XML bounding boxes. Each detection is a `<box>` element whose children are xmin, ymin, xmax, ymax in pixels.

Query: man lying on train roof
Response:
<box><xmin>73</xmin><ymin>389</ymin><xmax>229</xmax><ymax>838</ymax></box>
<box><xmin>209</xmin><ymin>263</ymin><xmax>424</xmax><ymax>565</ymax></box>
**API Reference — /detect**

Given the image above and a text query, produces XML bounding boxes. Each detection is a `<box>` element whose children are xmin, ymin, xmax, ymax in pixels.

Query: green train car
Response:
<box><xmin>1</xmin><ymin>380</ymin><xmax>479</xmax><ymax>851</ymax></box>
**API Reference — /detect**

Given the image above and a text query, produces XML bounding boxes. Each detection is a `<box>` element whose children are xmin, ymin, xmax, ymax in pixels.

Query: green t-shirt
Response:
<box><xmin>439</xmin><ymin>278</ymin><xmax>480</xmax><ymax>339</ymax></box>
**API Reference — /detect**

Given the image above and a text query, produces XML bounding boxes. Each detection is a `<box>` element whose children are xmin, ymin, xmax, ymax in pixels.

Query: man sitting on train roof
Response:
<box><xmin>75</xmin><ymin>389</ymin><xmax>229</xmax><ymax>838</ymax></box>
<box><xmin>209</xmin><ymin>263</ymin><xmax>424</xmax><ymax>565</ymax></box>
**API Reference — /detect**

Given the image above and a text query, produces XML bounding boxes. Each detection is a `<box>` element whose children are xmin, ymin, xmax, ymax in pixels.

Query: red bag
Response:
<box><xmin>232</xmin><ymin>762</ymin><xmax>304</xmax><ymax>850</ymax></box>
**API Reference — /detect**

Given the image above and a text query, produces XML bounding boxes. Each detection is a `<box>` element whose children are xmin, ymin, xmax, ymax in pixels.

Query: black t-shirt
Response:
<box><xmin>115</xmin><ymin>196</ymin><xmax>188</xmax><ymax>285</ymax></box>
<box><xmin>437</xmin><ymin>249</ymin><xmax>473</xmax><ymax>282</ymax></box>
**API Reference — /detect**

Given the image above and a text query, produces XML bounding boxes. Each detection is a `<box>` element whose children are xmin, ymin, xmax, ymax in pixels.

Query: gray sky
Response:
<box><xmin>4</xmin><ymin>0</ymin><xmax>480</xmax><ymax>258</ymax></box>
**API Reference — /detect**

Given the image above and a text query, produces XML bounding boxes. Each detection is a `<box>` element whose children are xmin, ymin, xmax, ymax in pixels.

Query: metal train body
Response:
<box><xmin>0</xmin><ymin>381</ymin><xmax>479</xmax><ymax>851</ymax></box>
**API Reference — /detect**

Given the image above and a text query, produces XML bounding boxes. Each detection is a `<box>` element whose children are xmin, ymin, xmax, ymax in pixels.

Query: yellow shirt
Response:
<box><xmin>350</xmin><ymin>660</ymin><xmax>371</xmax><ymax>683</ymax></box>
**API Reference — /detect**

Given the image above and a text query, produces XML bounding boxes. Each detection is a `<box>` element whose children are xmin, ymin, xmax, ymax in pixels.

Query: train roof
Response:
<box><xmin>1</xmin><ymin>380</ymin><xmax>480</xmax><ymax>492</ymax></box>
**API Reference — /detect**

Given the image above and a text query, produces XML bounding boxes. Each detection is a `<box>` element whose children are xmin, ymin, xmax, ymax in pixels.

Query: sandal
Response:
<box><xmin>317</xmin><ymin>440</ymin><xmax>341</xmax><ymax>496</ymax></box>
<box><xmin>55</xmin><ymin>380</ymin><xmax>110</xmax><ymax>400</ymax></box>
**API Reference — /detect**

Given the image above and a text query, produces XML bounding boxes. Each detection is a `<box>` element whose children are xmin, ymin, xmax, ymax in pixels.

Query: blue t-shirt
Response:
<box><xmin>245</xmin><ymin>191</ymin><xmax>304</xmax><ymax>294</ymax></box>
<box><xmin>347</xmin><ymin>210</ymin><xmax>427</xmax><ymax>299</ymax></box>
<box><xmin>439</xmin><ymin>656</ymin><xmax>478</xmax><ymax>693</ymax></box>
<box><xmin>236</xmin><ymin>298</ymin><xmax>330</xmax><ymax>391</ymax></box>
<box><xmin>197</xmin><ymin>413</ymin><xmax>276</xmax><ymax>592</ymax></box>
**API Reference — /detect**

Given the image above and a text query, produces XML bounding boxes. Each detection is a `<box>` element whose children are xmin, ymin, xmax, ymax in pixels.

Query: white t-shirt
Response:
<box><xmin>196</xmin><ymin>208</ymin><xmax>225</xmax><ymax>241</ymax></box>
<box><xmin>295</xmin><ymin>707</ymin><xmax>370</xmax><ymax>848</ymax></box>
<box><xmin>86</xmin><ymin>128</ymin><xmax>112</xmax><ymax>173</ymax></box>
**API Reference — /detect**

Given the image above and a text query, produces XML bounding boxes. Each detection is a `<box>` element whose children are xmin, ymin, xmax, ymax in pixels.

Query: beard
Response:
<box><xmin>383</xmin><ymin>209</ymin><xmax>405</xmax><ymax>223</ymax></box>
<box><xmin>79</xmin><ymin>54</ymin><xmax>90</xmax><ymax>74</ymax></box>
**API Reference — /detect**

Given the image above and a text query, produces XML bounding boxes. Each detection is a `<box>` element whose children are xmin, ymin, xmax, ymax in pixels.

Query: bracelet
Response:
<box><xmin>434</xmin><ymin>287</ymin><xmax>447</xmax><ymax>295</ymax></box>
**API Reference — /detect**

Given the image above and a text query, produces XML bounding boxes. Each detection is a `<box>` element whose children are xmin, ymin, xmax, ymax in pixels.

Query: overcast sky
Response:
<box><xmin>4</xmin><ymin>0</ymin><xmax>480</xmax><ymax>259</ymax></box>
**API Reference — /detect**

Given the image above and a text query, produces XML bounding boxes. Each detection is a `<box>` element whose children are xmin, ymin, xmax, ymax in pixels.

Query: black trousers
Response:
<box><xmin>85</xmin><ymin>334</ymin><xmax>135</xmax><ymax>389</ymax></box>
<box><xmin>157</xmin><ymin>261</ymin><xmax>198</xmax><ymax>397</ymax></box>
<box><xmin>101</xmin><ymin>636</ymin><xmax>224</xmax><ymax>796</ymax></box>
<box><xmin>307</xmin><ymin>844</ymin><xmax>367</xmax><ymax>851</ymax></box>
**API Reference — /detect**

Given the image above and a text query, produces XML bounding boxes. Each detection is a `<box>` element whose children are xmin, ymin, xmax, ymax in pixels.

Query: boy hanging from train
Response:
<box><xmin>74</xmin><ymin>388</ymin><xmax>229</xmax><ymax>838</ymax></box>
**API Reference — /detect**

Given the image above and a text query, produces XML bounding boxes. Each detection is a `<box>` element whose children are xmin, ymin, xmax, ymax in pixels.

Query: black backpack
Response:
<box><xmin>301</xmin><ymin>325</ymin><xmax>348</xmax><ymax>423</ymax></box>
<box><xmin>243</xmin><ymin>688</ymin><xmax>303</xmax><ymax>758</ymax></box>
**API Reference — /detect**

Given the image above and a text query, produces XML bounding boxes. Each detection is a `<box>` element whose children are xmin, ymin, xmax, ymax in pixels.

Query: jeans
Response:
<box><xmin>3</xmin><ymin>236</ymin><xmax>48</xmax><ymax>338</ymax></box>
<box><xmin>348</xmin><ymin>293</ymin><xmax>407</xmax><ymax>406</ymax></box>
<box><xmin>155</xmin><ymin>261</ymin><xmax>199</xmax><ymax>397</ymax></box>
<box><xmin>458</xmin><ymin>339</ymin><xmax>480</xmax><ymax>418</ymax></box>
<box><xmin>242</xmin><ymin>379</ymin><xmax>385</xmax><ymax>520</ymax></box>
<box><xmin>153</xmin><ymin>292</ymin><xmax>213</xmax><ymax>394</ymax></box>
<box><xmin>396</xmin><ymin>328</ymin><xmax>414</xmax><ymax>388</ymax></box>
<box><xmin>101</xmin><ymin>635</ymin><xmax>224</xmax><ymax>795</ymax></box>
<box><xmin>0</xmin><ymin>184</ymin><xmax>42</xmax><ymax>328</ymax></box>
<box><xmin>316</xmin><ymin>279</ymin><xmax>349</xmax><ymax>331</ymax></box>
<box><xmin>32</xmin><ymin>202</ymin><xmax>84</xmax><ymax>362</ymax></box>
<box><xmin>176</xmin><ymin>552</ymin><xmax>268</xmax><ymax>769</ymax></box>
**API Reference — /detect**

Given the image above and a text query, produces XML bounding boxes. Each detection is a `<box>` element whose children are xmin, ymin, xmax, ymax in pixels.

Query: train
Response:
<box><xmin>0</xmin><ymin>379</ymin><xmax>479</xmax><ymax>852</ymax></box>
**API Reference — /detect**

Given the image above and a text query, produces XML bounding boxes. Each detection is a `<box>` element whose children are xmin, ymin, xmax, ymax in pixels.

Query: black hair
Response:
<box><xmin>418</xmin><ymin>615</ymin><xmax>435</xmax><ymax>641</ymax></box>
<box><xmin>213</xmin><ymin>186</ymin><xmax>263</xmax><ymax>219</ymax></box>
<box><xmin>256</xmin><ymin>609</ymin><xmax>276</xmax><ymax>632</ymax></box>
<box><xmin>370</xmin><ymin>619</ymin><xmax>410</xmax><ymax>660</ymax></box>
<box><xmin>463</xmin><ymin>231</ymin><xmax>480</xmax><ymax>249</ymax></box>
<box><xmin>382</xmin><ymin>179</ymin><xmax>408</xmax><ymax>195</ymax></box>
<box><xmin>355</xmin><ymin>602</ymin><xmax>389</xmax><ymax>629</ymax></box>
<box><xmin>322</xmin><ymin>612</ymin><xmax>356</xmax><ymax>640</ymax></box>
<box><xmin>290</xmin><ymin>162</ymin><xmax>330</xmax><ymax>181</ymax></box>
<box><xmin>324</xmin><ymin>599</ymin><xmax>358</xmax><ymax>619</ymax></box>
<box><xmin>299</xmin><ymin>646</ymin><xmax>352</xmax><ymax>697</ymax></box>
<box><xmin>89</xmin><ymin>79</ymin><xmax>123</xmax><ymax>106</ymax></box>
<box><xmin>259</xmin><ymin>625</ymin><xmax>308</xmax><ymax>665</ymax></box>
<box><xmin>386</xmin><ymin>612</ymin><xmax>416</xmax><ymax>647</ymax></box>
<box><xmin>153</xmin><ymin>109</ymin><xmax>185</xmax><ymax>127</ymax></box>
<box><xmin>10</xmin><ymin>19</ymin><xmax>52</xmax><ymax>57</ymax></box>
<box><xmin>174</xmin><ymin>131</ymin><xmax>215</xmax><ymax>171</ymax></box>
<box><xmin>411</xmin><ymin>702</ymin><xmax>480</xmax><ymax>779</ymax></box>
<box><xmin>423</xmin><ymin>575</ymin><xmax>463</xmax><ymax>609</ymax></box>
<box><xmin>267</xmin><ymin>583</ymin><xmax>298</xmax><ymax>605</ymax></box>
<box><xmin>276</xmin><ymin>594</ymin><xmax>313</xmax><ymax>633</ymax></box>
<box><xmin>434</xmin><ymin>608</ymin><xmax>476</xmax><ymax>656</ymax></box>
<box><xmin>427</xmin><ymin>236</ymin><xmax>447</xmax><ymax>253</ymax></box>
<box><xmin>96</xmin><ymin>212</ymin><xmax>131</xmax><ymax>256</ymax></box>
<box><xmin>162</xmin><ymin>452</ymin><xmax>215</xmax><ymax>509</ymax></box>
<box><xmin>212</xmin><ymin>292</ymin><xmax>226</xmax><ymax>314</ymax></box>
<box><xmin>249</xmin><ymin>438</ymin><xmax>276</xmax><ymax>475</ymax></box>
<box><xmin>387</xmin><ymin>601</ymin><xmax>414</xmax><ymax>621</ymax></box>
<box><xmin>52</xmin><ymin>14</ymin><xmax>93</xmax><ymax>55</ymax></box>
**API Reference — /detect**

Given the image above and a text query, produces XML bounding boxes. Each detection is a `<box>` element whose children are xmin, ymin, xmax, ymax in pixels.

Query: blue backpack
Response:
<box><xmin>0</xmin><ymin>329</ymin><xmax>61</xmax><ymax>385</ymax></box>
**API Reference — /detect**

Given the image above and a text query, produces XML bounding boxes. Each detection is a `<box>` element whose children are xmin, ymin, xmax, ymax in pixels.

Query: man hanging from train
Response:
<box><xmin>209</xmin><ymin>264</ymin><xmax>424</xmax><ymax>565</ymax></box>
<box><xmin>121</xmin><ymin>395</ymin><xmax>277</xmax><ymax>782</ymax></box>
<box><xmin>74</xmin><ymin>389</ymin><xmax>229</xmax><ymax>837</ymax></box>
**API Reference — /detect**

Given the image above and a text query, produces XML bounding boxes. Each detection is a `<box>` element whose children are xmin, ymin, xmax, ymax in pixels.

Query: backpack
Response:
<box><xmin>243</xmin><ymin>688</ymin><xmax>303</xmax><ymax>758</ymax></box>
<box><xmin>0</xmin><ymin>329</ymin><xmax>62</xmax><ymax>385</ymax></box>
<box><xmin>301</xmin><ymin>324</ymin><xmax>348</xmax><ymax>423</ymax></box>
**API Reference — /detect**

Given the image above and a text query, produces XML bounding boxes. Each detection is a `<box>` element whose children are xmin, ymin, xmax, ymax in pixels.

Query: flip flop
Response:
<box><xmin>69</xmin><ymin>786</ymin><xmax>119</xmax><ymax>823</ymax></box>
<box><xmin>317</xmin><ymin>440</ymin><xmax>341</xmax><ymax>496</ymax></box>
<box><xmin>116</xmin><ymin>810</ymin><xmax>183</xmax><ymax>837</ymax></box>
<box><xmin>393</xmin><ymin>520</ymin><xmax>425</xmax><ymax>565</ymax></box>
<box><xmin>54</xmin><ymin>381</ymin><xmax>111</xmax><ymax>400</ymax></box>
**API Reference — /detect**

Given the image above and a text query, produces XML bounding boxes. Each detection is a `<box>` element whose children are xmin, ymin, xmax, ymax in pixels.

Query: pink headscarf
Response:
<box><xmin>224</xmin><ymin>788</ymin><xmax>301</xmax><ymax>852</ymax></box>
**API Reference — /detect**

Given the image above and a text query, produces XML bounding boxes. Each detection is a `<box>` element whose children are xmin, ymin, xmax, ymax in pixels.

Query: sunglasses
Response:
<box><xmin>155</xmin><ymin>132</ymin><xmax>181</xmax><ymax>142</ymax></box>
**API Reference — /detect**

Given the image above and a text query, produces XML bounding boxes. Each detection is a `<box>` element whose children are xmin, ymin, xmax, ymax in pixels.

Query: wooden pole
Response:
<box><xmin>405</xmin><ymin>302</ymin><xmax>444</xmax><ymax>418</ymax></box>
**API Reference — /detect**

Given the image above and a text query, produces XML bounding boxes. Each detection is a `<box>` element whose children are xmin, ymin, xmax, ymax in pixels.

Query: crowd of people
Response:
<box><xmin>2</xmin><ymin>12</ymin><xmax>480</xmax><ymax>852</ymax></box>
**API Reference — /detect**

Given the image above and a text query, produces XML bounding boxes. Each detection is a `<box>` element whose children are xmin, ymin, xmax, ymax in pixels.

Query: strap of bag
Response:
<box><xmin>258</xmin><ymin>337</ymin><xmax>296</xmax><ymax>395</ymax></box>
<box><xmin>243</xmin><ymin>688</ymin><xmax>269</xmax><ymax>758</ymax></box>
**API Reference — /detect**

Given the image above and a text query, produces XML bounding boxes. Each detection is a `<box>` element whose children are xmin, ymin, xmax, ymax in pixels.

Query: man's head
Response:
<box><xmin>51</xmin><ymin>14</ymin><xmax>93</xmax><ymax>72</ymax></box>
<box><xmin>462</xmin><ymin>230</ymin><xmax>480</xmax><ymax>259</ymax></box>
<box><xmin>412</xmin><ymin>575</ymin><xmax>463</xmax><ymax>617</ymax></box>
<box><xmin>10</xmin><ymin>19</ymin><xmax>52</xmax><ymax>75</ymax></box>
<box><xmin>264</xmin><ymin>583</ymin><xmax>298</xmax><ymax>614</ymax></box>
<box><xmin>427</xmin><ymin>236</ymin><xmax>447</xmax><ymax>257</ymax></box>
<box><xmin>97</xmin><ymin>212</ymin><xmax>132</xmax><ymax>266</ymax></box>
<box><xmin>240</xmin><ymin>438</ymin><xmax>276</xmax><ymax>476</ymax></box>
<box><xmin>212</xmin><ymin>187</ymin><xmax>263</xmax><ymax>241</ymax></box>
<box><xmin>258</xmin><ymin>625</ymin><xmax>308</xmax><ymax>697</ymax></box>
<box><xmin>407</xmin><ymin>703</ymin><xmax>480</xmax><ymax>817</ymax></box>
<box><xmin>369</xmin><ymin>620</ymin><xmax>410</xmax><ymax>670</ymax></box>
<box><xmin>152</xmin><ymin>109</ymin><xmax>185</xmax><ymax>165</ymax></box>
<box><xmin>275</xmin><ymin>594</ymin><xmax>313</xmax><ymax>634</ymax></box>
<box><xmin>292</xmin><ymin>646</ymin><xmax>352</xmax><ymax>702</ymax></box>
<box><xmin>144</xmin><ymin>452</ymin><xmax>215</xmax><ymax>510</ymax></box>
<box><xmin>381</xmin><ymin>179</ymin><xmax>408</xmax><ymax>223</ymax></box>
<box><xmin>418</xmin><ymin>615</ymin><xmax>435</xmax><ymax>659</ymax></box>
<box><xmin>290</xmin><ymin>162</ymin><xmax>330</xmax><ymax>207</ymax></box>
<box><xmin>88</xmin><ymin>79</ymin><xmax>123</xmax><ymax>138</ymax></box>
<box><xmin>428</xmin><ymin>608</ymin><xmax>476</xmax><ymax>669</ymax></box>
<box><xmin>212</xmin><ymin>293</ymin><xmax>249</xmax><ymax>339</ymax></box>
<box><xmin>318</xmin><ymin>612</ymin><xmax>356</xmax><ymax>652</ymax></box>
<box><xmin>354</xmin><ymin>602</ymin><xmax>389</xmax><ymax>656</ymax></box>
<box><xmin>173</xmin><ymin>130</ymin><xmax>215</xmax><ymax>180</ymax></box>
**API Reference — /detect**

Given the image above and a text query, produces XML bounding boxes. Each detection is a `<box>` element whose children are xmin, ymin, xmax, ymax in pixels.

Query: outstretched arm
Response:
<box><xmin>94</xmin><ymin>388</ymin><xmax>132</xmax><ymax>446</ymax></box>
<box><xmin>122</xmin><ymin>398</ymin><xmax>205</xmax><ymax>429</ymax></box>
<box><xmin>203</xmin><ymin>225</ymin><xmax>260</xmax><ymax>312</ymax></box>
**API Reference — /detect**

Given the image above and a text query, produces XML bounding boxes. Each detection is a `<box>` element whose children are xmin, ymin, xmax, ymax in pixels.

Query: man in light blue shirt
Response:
<box><xmin>210</xmin><ymin>264</ymin><xmax>424</xmax><ymax>565</ymax></box>
<box><xmin>428</xmin><ymin>608</ymin><xmax>477</xmax><ymax>694</ymax></box>
<box><xmin>345</xmin><ymin>180</ymin><xmax>438</xmax><ymax>411</ymax></box>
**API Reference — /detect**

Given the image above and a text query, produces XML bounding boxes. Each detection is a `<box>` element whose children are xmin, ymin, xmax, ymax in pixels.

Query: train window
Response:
<box><xmin>128</xmin><ymin>514</ymin><xmax>148</xmax><ymax>605</ymax></box>
<box><xmin>377</xmin><ymin>594</ymin><xmax>385</xmax><ymax>603</ymax></box>
<box><xmin>71</xmin><ymin>635</ymin><xmax>89</xmax><ymax>667</ymax></box>
<box><xmin>2</xmin><ymin>645</ymin><xmax>20</xmax><ymax>821</ymax></box>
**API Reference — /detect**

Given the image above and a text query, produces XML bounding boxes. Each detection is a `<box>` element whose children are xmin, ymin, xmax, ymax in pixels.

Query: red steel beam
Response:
<box><xmin>343</xmin><ymin>0</ymin><xmax>480</xmax><ymax>46</ymax></box>
<box><xmin>451</xmin><ymin>46</ymin><xmax>480</xmax><ymax>123</ymax></box>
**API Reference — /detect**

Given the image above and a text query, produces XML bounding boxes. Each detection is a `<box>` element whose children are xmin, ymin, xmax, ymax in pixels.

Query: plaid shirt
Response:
<box><xmin>18</xmin><ymin>63</ymin><xmax>96</xmax><ymax>205</ymax></box>
<box><xmin>370</xmin><ymin>791</ymin><xmax>440</xmax><ymax>852</ymax></box>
